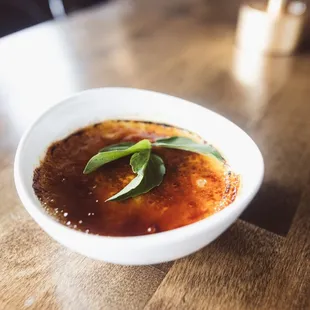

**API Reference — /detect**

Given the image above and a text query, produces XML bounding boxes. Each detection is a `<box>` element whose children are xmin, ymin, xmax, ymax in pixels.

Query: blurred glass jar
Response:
<box><xmin>236</xmin><ymin>0</ymin><xmax>307</xmax><ymax>55</ymax></box>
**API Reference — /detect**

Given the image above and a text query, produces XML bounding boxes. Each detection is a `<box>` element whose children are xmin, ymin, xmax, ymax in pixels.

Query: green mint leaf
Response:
<box><xmin>130</xmin><ymin>149</ymin><xmax>150</xmax><ymax>173</ymax></box>
<box><xmin>153</xmin><ymin>136</ymin><xmax>224</xmax><ymax>161</ymax></box>
<box><xmin>83</xmin><ymin>139</ymin><xmax>151</xmax><ymax>174</ymax></box>
<box><xmin>106</xmin><ymin>151</ymin><xmax>166</xmax><ymax>202</ymax></box>
<box><xmin>99</xmin><ymin>142</ymin><xmax>134</xmax><ymax>152</ymax></box>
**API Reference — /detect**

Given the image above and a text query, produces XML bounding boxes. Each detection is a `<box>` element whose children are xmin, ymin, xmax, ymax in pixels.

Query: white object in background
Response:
<box><xmin>267</xmin><ymin>0</ymin><xmax>286</xmax><ymax>16</ymax></box>
<box><xmin>48</xmin><ymin>0</ymin><xmax>66</xmax><ymax>18</ymax></box>
<box><xmin>14</xmin><ymin>88</ymin><xmax>264</xmax><ymax>265</ymax></box>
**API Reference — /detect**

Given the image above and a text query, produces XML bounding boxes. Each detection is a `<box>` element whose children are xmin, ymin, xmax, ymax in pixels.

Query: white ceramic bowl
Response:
<box><xmin>14</xmin><ymin>88</ymin><xmax>264</xmax><ymax>265</ymax></box>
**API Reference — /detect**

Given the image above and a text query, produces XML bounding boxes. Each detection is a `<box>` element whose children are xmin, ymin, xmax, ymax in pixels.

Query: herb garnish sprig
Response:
<box><xmin>83</xmin><ymin>137</ymin><xmax>224</xmax><ymax>201</ymax></box>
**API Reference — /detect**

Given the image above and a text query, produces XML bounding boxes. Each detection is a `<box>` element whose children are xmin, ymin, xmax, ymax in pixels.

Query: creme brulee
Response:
<box><xmin>32</xmin><ymin>120</ymin><xmax>239</xmax><ymax>236</ymax></box>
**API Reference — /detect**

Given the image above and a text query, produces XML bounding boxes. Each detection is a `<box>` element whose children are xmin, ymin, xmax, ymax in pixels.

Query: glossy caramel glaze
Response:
<box><xmin>33</xmin><ymin>120</ymin><xmax>239</xmax><ymax>236</ymax></box>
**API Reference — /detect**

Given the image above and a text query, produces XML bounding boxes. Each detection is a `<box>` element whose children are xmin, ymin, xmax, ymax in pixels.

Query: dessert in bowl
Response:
<box><xmin>14</xmin><ymin>88</ymin><xmax>264</xmax><ymax>265</ymax></box>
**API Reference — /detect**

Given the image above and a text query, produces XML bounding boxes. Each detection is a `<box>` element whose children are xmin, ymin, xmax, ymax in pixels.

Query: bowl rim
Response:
<box><xmin>14</xmin><ymin>87</ymin><xmax>264</xmax><ymax>245</ymax></box>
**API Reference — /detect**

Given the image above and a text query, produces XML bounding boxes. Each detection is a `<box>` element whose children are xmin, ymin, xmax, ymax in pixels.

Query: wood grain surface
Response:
<box><xmin>0</xmin><ymin>0</ymin><xmax>309</xmax><ymax>309</ymax></box>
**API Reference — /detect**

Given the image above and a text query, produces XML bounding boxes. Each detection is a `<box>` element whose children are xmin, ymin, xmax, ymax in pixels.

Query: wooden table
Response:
<box><xmin>1</xmin><ymin>0</ymin><xmax>309</xmax><ymax>309</ymax></box>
